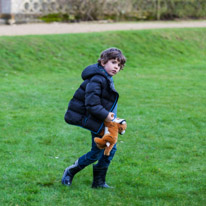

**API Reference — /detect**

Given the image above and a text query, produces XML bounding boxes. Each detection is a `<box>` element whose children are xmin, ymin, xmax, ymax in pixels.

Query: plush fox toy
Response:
<box><xmin>94</xmin><ymin>118</ymin><xmax>127</xmax><ymax>156</ymax></box>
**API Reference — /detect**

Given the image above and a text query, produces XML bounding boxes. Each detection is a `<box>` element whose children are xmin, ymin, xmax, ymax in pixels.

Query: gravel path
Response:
<box><xmin>0</xmin><ymin>20</ymin><xmax>206</xmax><ymax>36</ymax></box>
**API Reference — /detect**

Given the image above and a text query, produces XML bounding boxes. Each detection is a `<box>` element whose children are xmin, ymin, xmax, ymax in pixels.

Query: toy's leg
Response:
<box><xmin>94</xmin><ymin>137</ymin><xmax>106</xmax><ymax>149</ymax></box>
<box><xmin>95</xmin><ymin>143</ymin><xmax>117</xmax><ymax>168</ymax></box>
<box><xmin>104</xmin><ymin>144</ymin><xmax>114</xmax><ymax>156</ymax></box>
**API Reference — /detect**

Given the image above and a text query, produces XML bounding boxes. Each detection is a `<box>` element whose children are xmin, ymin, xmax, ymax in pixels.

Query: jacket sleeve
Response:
<box><xmin>85</xmin><ymin>75</ymin><xmax>109</xmax><ymax>121</ymax></box>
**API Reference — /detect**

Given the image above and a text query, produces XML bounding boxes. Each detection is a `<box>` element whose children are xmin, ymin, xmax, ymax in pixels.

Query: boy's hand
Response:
<box><xmin>105</xmin><ymin>112</ymin><xmax>114</xmax><ymax>122</ymax></box>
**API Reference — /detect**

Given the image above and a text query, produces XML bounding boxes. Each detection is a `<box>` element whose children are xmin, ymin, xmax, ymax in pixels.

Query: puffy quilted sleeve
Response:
<box><xmin>85</xmin><ymin>75</ymin><xmax>109</xmax><ymax>121</ymax></box>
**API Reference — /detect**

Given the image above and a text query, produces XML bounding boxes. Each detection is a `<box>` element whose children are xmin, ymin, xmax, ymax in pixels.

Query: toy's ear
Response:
<box><xmin>120</xmin><ymin>120</ymin><xmax>126</xmax><ymax>125</ymax></box>
<box><xmin>113</xmin><ymin>118</ymin><xmax>126</xmax><ymax>124</ymax></box>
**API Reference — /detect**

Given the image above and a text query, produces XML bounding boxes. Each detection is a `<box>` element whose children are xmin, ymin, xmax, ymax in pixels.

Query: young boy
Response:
<box><xmin>62</xmin><ymin>48</ymin><xmax>126</xmax><ymax>188</ymax></box>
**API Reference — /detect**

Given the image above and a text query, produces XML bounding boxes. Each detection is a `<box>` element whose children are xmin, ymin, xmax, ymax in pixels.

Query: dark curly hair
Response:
<box><xmin>98</xmin><ymin>48</ymin><xmax>126</xmax><ymax>70</ymax></box>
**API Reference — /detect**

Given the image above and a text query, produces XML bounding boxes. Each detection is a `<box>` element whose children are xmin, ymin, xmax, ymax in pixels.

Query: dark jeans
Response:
<box><xmin>78</xmin><ymin>132</ymin><xmax>117</xmax><ymax>169</ymax></box>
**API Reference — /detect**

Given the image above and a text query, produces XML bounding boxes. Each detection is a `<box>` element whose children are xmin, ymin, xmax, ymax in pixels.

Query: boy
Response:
<box><xmin>62</xmin><ymin>48</ymin><xmax>126</xmax><ymax>188</ymax></box>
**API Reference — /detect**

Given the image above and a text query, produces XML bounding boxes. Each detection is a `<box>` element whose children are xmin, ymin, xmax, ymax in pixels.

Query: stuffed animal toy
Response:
<box><xmin>94</xmin><ymin>118</ymin><xmax>127</xmax><ymax>156</ymax></box>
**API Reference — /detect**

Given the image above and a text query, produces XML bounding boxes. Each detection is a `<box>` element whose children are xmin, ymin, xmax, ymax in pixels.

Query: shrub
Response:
<box><xmin>40</xmin><ymin>0</ymin><xmax>206</xmax><ymax>22</ymax></box>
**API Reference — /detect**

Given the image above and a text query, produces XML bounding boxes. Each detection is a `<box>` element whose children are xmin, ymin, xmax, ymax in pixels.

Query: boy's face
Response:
<box><xmin>101</xmin><ymin>59</ymin><xmax>121</xmax><ymax>76</ymax></box>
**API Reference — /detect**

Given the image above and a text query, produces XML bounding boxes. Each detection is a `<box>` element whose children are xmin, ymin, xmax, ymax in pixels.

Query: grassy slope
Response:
<box><xmin>0</xmin><ymin>28</ymin><xmax>206</xmax><ymax>206</ymax></box>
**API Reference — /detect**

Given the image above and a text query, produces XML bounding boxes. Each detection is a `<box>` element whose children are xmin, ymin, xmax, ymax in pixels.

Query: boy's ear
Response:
<box><xmin>101</xmin><ymin>60</ymin><xmax>105</xmax><ymax>66</ymax></box>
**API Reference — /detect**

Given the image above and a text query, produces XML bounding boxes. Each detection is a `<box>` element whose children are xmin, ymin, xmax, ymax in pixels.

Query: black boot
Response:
<box><xmin>61</xmin><ymin>160</ymin><xmax>83</xmax><ymax>186</ymax></box>
<box><xmin>92</xmin><ymin>165</ymin><xmax>113</xmax><ymax>188</ymax></box>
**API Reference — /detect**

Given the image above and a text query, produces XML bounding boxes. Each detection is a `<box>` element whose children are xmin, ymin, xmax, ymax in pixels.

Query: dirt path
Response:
<box><xmin>0</xmin><ymin>20</ymin><xmax>206</xmax><ymax>36</ymax></box>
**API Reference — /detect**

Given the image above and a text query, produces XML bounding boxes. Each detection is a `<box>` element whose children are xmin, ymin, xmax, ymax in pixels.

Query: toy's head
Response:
<box><xmin>113</xmin><ymin>118</ymin><xmax>127</xmax><ymax>135</ymax></box>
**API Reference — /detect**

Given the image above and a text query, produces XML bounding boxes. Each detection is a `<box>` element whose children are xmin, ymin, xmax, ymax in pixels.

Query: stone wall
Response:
<box><xmin>12</xmin><ymin>0</ymin><xmax>22</xmax><ymax>13</ymax></box>
<box><xmin>0</xmin><ymin>0</ymin><xmax>66</xmax><ymax>14</ymax></box>
<box><xmin>0</xmin><ymin>0</ymin><xmax>12</xmax><ymax>14</ymax></box>
<box><xmin>0</xmin><ymin>0</ymin><xmax>65</xmax><ymax>24</ymax></box>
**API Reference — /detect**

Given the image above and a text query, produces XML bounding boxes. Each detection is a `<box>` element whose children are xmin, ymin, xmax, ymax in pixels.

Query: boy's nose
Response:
<box><xmin>114</xmin><ymin>65</ymin><xmax>118</xmax><ymax>70</ymax></box>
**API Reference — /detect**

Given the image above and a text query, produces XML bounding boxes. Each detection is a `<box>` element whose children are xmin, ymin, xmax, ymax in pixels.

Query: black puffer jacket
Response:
<box><xmin>64</xmin><ymin>63</ymin><xmax>119</xmax><ymax>134</ymax></box>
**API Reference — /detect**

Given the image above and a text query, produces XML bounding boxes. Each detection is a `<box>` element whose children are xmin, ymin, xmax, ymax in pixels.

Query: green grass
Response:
<box><xmin>0</xmin><ymin>28</ymin><xmax>206</xmax><ymax>206</ymax></box>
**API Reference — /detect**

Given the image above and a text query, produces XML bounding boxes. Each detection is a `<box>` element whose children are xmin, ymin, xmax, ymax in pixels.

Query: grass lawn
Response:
<box><xmin>0</xmin><ymin>28</ymin><xmax>206</xmax><ymax>206</ymax></box>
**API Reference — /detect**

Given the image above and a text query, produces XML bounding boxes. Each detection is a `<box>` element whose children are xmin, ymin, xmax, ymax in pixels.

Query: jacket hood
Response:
<box><xmin>81</xmin><ymin>63</ymin><xmax>107</xmax><ymax>80</ymax></box>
